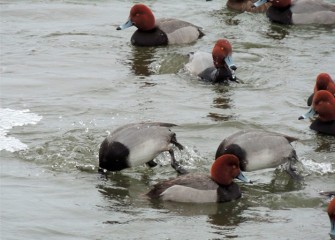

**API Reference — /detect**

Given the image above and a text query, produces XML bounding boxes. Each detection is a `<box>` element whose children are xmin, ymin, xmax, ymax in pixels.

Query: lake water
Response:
<box><xmin>1</xmin><ymin>0</ymin><xmax>335</xmax><ymax>239</ymax></box>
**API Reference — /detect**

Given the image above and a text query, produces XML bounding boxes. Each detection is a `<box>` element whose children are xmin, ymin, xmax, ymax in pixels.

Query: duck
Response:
<box><xmin>307</xmin><ymin>73</ymin><xmax>335</xmax><ymax>106</ymax></box>
<box><xmin>116</xmin><ymin>4</ymin><xmax>204</xmax><ymax>46</ymax></box>
<box><xmin>328</xmin><ymin>197</ymin><xmax>335</xmax><ymax>239</ymax></box>
<box><xmin>99</xmin><ymin>122</ymin><xmax>187</xmax><ymax>174</ymax></box>
<box><xmin>299</xmin><ymin>90</ymin><xmax>335</xmax><ymax>136</ymax></box>
<box><xmin>215</xmin><ymin>130</ymin><xmax>300</xmax><ymax>178</ymax></box>
<box><xmin>252</xmin><ymin>0</ymin><xmax>335</xmax><ymax>25</ymax></box>
<box><xmin>227</xmin><ymin>0</ymin><xmax>271</xmax><ymax>13</ymax></box>
<box><xmin>146</xmin><ymin>154</ymin><xmax>251</xmax><ymax>203</ymax></box>
<box><xmin>185</xmin><ymin>39</ymin><xmax>238</xmax><ymax>83</ymax></box>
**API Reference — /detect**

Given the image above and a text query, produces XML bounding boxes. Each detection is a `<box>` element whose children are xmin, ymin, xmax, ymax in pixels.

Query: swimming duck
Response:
<box><xmin>117</xmin><ymin>4</ymin><xmax>204</xmax><ymax>46</ymax></box>
<box><xmin>307</xmin><ymin>73</ymin><xmax>335</xmax><ymax>106</ymax></box>
<box><xmin>253</xmin><ymin>0</ymin><xmax>335</xmax><ymax>25</ymax></box>
<box><xmin>99</xmin><ymin>122</ymin><xmax>187</xmax><ymax>174</ymax></box>
<box><xmin>227</xmin><ymin>0</ymin><xmax>271</xmax><ymax>13</ymax></box>
<box><xmin>185</xmin><ymin>39</ymin><xmax>237</xmax><ymax>83</ymax></box>
<box><xmin>215</xmin><ymin>130</ymin><xmax>300</xmax><ymax>178</ymax></box>
<box><xmin>146</xmin><ymin>154</ymin><xmax>250</xmax><ymax>203</ymax></box>
<box><xmin>299</xmin><ymin>90</ymin><xmax>335</xmax><ymax>136</ymax></box>
<box><xmin>328</xmin><ymin>197</ymin><xmax>335</xmax><ymax>239</ymax></box>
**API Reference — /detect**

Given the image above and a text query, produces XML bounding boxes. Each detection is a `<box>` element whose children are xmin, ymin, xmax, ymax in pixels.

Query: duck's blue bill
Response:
<box><xmin>298</xmin><ymin>108</ymin><xmax>316</xmax><ymax>120</ymax></box>
<box><xmin>252</xmin><ymin>0</ymin><xmax>269</xmax><ymax>8</ymax></box>
<box><xmin>224</xmin><ymin>55</ymin><xmax>237</xmax><ymax>79</ymax></box>
<box><xmin>224</xmin><ymin>55</ymin><xmax>237</xmax><ymax>71</ymax></box>
<box><xmin>117</xmin><ymin>19</ymin><xmax>133</xmax><ymax>30</ymax></box>
<box><xmin>236</xmin><ymin>171</ymin><xmax>252</xmax><ymax>183</ymax></box>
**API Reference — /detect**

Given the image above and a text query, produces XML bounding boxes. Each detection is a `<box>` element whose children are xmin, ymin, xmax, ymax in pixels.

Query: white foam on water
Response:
<box><xmin>301</xmin><ymin>157</ymin><xmax>334</xmax><ymax>175</ymax></box>
<box><xmin>0</xmin><ymin>108</ymin><xmax>42</xmax><ymax>152</ymax></box>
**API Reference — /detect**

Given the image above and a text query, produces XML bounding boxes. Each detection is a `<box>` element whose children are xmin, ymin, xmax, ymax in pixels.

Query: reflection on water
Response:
<box><xmin>210</xmin><ymin>8</ymin><xmax>241</xmax><ymax>26</ymax></box>
<box><xmin>265</xmin><ymin>24</ymin><xmax>290</xmax><ymax>40</ymax></box>
<box><xmin>207</xmin><ymin>201</ymin><xmax>246</xmax><ymax>227</ymax></box>
<box><xmin>128</xmin><ymin>46</ymin><xmax>157</xmax><ymax>76</ymax></box>
<box><xmin>314</xmin><ymin>134</ymin><xmax>335</xmax><ymax>152</ymax></box>
<box><xmin>208</xmin><ymin>85</ymin><xmax>235</xmax><ymax>121</ymax></box>
<box><xmin>212</xmin><ymin>85</ymin><xmax>234</xmax><ymax>109</ymax></box>
<box><xmin>249</xmin><ymin>169</ymin><xmax>305</xmax><ymax>194</ymax></box>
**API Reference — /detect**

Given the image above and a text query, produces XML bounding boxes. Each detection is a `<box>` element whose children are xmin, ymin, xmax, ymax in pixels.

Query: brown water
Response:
<box><xmin>1</xmin><ymin>0</ymin><xmax>335</xmax><ymax>239</ymax></box>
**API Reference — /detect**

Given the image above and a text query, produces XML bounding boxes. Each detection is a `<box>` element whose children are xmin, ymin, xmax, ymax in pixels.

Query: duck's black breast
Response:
<box><xmin>267</xmin><ymin>6</ymin><xmax>292</xmax><ymax>24</ymax></box>
<box><xmin>131</xmin><ymin>28</ymin><xmax>168</xmax><ymax>46</ymax></box>
<box><xmin>310</xmin><ymin>120</ymin><xmax>335</xmax><ymax>136</ymax></box>
<box><xmin>216</xmin><ymin>182</ymin><xmax>242</xmax><ymax>203</ymax></box>
<box><xmin>198</xmin><ymin>67</ymin><xmax>233</xmax><ymax>84</ymax></box>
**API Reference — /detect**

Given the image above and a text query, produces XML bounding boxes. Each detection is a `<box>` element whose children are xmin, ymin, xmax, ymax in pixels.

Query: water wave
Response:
<box><xmin>0</xmin><ymin>108</ymin><xmax>42</xmax><ymax>152</ymax></box>
<box><xmin>301</xmin><ymin>157</ymin><xmax>334</xmax><ymax>175</ymax></box>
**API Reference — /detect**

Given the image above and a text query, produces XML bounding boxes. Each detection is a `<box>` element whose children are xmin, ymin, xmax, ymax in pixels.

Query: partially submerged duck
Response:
<box><xmin>215</xmin><ymin>130</ymin><xmax>300</xmax><ymax>178</ymax></box>
<box><xmin>99</xmin><ymin>122</ymin><xmax>187</xmax><ymax>174</ymax></box>
<box><xmin>185</xmin><ymin>39</ymin><xmax>238</xmax><ymax>83</ymax></box>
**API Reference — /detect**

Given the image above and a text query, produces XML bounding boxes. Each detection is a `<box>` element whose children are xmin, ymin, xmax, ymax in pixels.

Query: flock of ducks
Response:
<box><xmin>99</xmin><ymin>1</ymin><xmax>334</xmax><ymax>238</ymax></box>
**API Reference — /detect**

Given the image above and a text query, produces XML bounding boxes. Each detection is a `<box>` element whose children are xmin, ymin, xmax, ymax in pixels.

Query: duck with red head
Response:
<box><xmin>299</xmin><ymin>90</ymin><xmax>335</xmax><ymax>135</ymax></box>
<box><xmin>185</xmin><ymin>39</ymin><xmax>238</xmax><ymax>83</ymax></box>
<box><xmin>117</xmin><ymin>4</ymin><xmax>204</xmax><ymax>46</ymax></box>
<box><xmin>146</xmin><ymin>154</ymin><xmax>251</xmax><ymax>203</ymax></box>
<box><xmin>253</xmin><ymin>0</ymin><xmax>335</xmax><ymax>25</ymax></box>
<box><xmin>328</xmin><ymin>198</ymin><xmax>335</xmax><ymax>239</ymax></box>
<box><xmin>307</xmin><ymin>73</ymin><xmax>335</xmax><ymax>106</ymax></box>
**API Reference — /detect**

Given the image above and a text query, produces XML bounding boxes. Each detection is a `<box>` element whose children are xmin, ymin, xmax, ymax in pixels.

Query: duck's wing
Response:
<box><xmin>185</xmin><ymin>51</ymin><xmax>213</xmax><ymax>76</ymax></box>
<box><xmin>156</xmin><ymin>18</ymin><xmax>204</xmax><ymax>44</ymax></box>
<box><xmin>147</xmin><ymin>174</ymin><xmax>218</xmax><ymax>199</ymax></box>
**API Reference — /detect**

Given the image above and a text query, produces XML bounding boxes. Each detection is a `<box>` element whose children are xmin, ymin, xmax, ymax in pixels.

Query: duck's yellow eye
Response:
<box><xmin>232</xmin><ymin>165</ymin><xmax>236</xmax><ymax>169</ymax></box>
<box><xmin>136</xmin><ymin>13</ymin><xmax>140</xmax><ymax>17</ymax></box>
<box><xmin>221</xmin><ymin>47</ymin><xmax>224</xmax><ymax>51</ymax></box>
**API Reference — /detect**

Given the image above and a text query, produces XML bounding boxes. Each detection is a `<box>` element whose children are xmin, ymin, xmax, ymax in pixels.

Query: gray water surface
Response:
<box><xmin>1</xmin><ymin>0</ymin><xmax>335</xmax><ymax>239</ymax></box>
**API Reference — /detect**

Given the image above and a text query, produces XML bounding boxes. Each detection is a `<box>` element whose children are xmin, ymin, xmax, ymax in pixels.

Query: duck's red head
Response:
<box><xmin>211</xmin><ymin>154</ymin><xmax>241</xmax><ymax>186</ymax></box>
<box><xmin>312</xmin><ymin>90</ymin><xmax>335</xmax><ymax>122</ymax></box>
<box><xmin>212</xmin><ymin>39</ymin><xmax>233</xmax><ymax>68</ymax></box>
<box><xmin>314</xmin><ymin>73</ymin><xmax>335</xmax><ymax>95</ymax></box>
<box><xmin>129</xmin><ymin>4</ymin><xmax>156</xmax><ymax>31</ymax></box>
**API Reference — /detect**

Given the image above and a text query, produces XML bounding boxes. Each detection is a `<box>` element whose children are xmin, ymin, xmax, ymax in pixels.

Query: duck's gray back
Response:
<box><xmin>291</xmin><ymin>0</ymin><xmax>335</xmax><ymax>24</ymax></box>
<box><xmin>224</xmin><ymin>130</ymin><xmax>296</xmax><ymax>171</ymax></box>
<box><xmin>156</xmin><ymin>18</ymin><xmax>203</xmax><ymax>44</ymax></box>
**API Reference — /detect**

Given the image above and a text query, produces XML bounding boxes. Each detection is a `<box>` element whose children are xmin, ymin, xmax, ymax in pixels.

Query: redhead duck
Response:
<box><xmin>307</xmin><ymin>73</ymin><xmax>335</xmax><ymax>106</ymax></box>
<box><xmin>253</xmin><ymin>0</ymin><xmax>335</xmax><ymax>25</ymax></box>
<box><xmin>117</xmin><ymin>4</ymin><xmax>204</xmax><ymax>46</ymax></box>
<box><xmin>185</xmin><ymin>39</ymin><xmax>237</xmax><ymax>83</ymax></box>
<box><xmin>328</xmin><ymin>197</ymin><xmax>335</xmax><ymax>239</ymax></box>
<box><xmin>99</xmin><ymin>122</ymin><xmax>187</xmax><ymax>174</ymax></box>
<box><xmin>227</xmin><ymin>0</ymin><xmax>271</xmax><ymax>13</ymax></box>
<box><xmin>146</xmin><ymin>154</ymin><xmax>251</xmax><ymax>203</ymax></box>
<box><xmin>215</xmin><ymin>130</ymin><xmax>300</xmax><ymax>178</ymax></box>
<box><xmin>299</xmin><ymin>90</ymin><xmax>335</xmax><ymax>136</ymax></box>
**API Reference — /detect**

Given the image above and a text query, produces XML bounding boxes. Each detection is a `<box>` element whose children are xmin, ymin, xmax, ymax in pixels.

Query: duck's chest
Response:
<box><xmin>267</xmin><ymin>6</ymin><xmax>293</xmax><ymax>24</ymax></box>
<box><xmin>131</xmin><ymin>28</ymin><xmax>168</xmax><ymax>46</ymax></box>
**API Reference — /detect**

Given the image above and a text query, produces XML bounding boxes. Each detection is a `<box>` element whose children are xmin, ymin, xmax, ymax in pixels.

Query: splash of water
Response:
<box><xmin>301</xmin><ymin>157</ymin><xmax>334</xmax><ymax>175</ymax></box>
<box><xmin>0</xmin><ymin>108</ymin><xmax>42</xmax><ymax>152</ymax></box>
